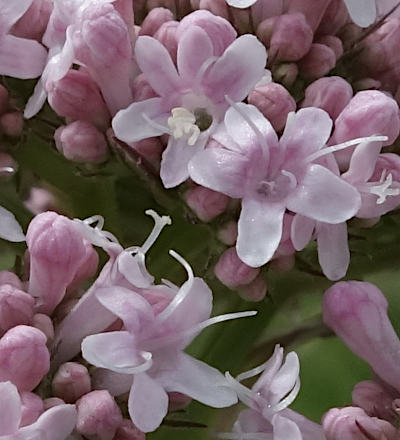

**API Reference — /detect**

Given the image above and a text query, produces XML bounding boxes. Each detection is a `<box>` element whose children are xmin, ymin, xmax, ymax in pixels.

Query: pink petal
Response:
<box><xmin>291</xmin><ymin>214</ymin><xmax>315</xmax><ymax>251</ymax></box>
<box><xmin>237</xmin><ymin>197</ymin><xmax>285</xmax><ymax>267</ymax></box>
<box><xmin>112</xmin><ymin>97</ymin><xmax>169</xmax><ymax>143</ymax></box>
<box><xmin>135</xmin><ymin>36</ymin><xmax>181</xmax><ymax>97</ymax></box>
<box><xmin>128</xmin><ymin>373</ymin><xmax>169</xmax><ymax>433</ymax></box>
<box><xmin>287</xmin><ymin>164</ymin><xmax>361</xmax><ymax>224</ymax></box>
<box><xmin>24</xmin><ymin>79</ymin><xmax>47</xmax><ymax>119</ymax></box>
<box><xmin>282</xmin><ymin>409</ymin><xmax>326</xmax><ymax>440</ymax></box>
<box><xmin>202</xmin><ymin>35</ymin><xmax>267</xmax><ymax>104</ymax></box>
<box><xmin>270</xmin><ymin>352</ymin><xmax>300</xmax><ymax>403</ymax></box>
<box><xmin>0</xmin><ymin>206</ymin><xmax>25</xmax><ymax>242</ymax></box>
<box><xmin>272</xmin><ymin>414</ymin><xmax>302</xmax><ymax>440</ymax></box>
<box><xmin>253</xmin><ymin>345</ymin><xmax>284</xmax><ymax>394</ymax></box>
<box><xmin>0</xmin><ymin>381</ymin><xmax>21</xmax><ymax>435</ymax></box>
<box><xmin>116</xmin><ymin>252</ymin><xmax>154</xmax><ymax>289</ymax></box>
<box><xmin>177</xmin><ymin>26</ymin><xmax>214</xmax><ymax>83</ymax></box>
<box><xmin>0</xmin><ymin>0</ymin><xmax>34</xmax><ymax>32</ymax></box>
<box><xmin>0</xmin><ymin>35</ymin><xmax>47</xmax><ymax>79</ymax></box>
<box><xmin>92</xmin><ymin>368</ymin><xmax>133</xmax><ymax>396</ymax></box>
<box><xmin>317</xmin><ymin>222</ymin><xmax>349</xmax><ymax>281</ymax></box>
<box><xmin>344</xmin><ymin>0</ymin><xmax>377</xmax><ymax>27</ymax></box>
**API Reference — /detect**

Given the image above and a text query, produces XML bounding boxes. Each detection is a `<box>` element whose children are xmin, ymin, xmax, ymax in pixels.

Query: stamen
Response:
<box><xmin>225</xmin><ymin>372</ymin><xmax>266</xmax><ymax>409</ymax></box>
<box><xmin>167</xmin><ymin>107</ymin><xmax>201</xmax><ymax>145</ymax></box>
<box><xmin>236</xmin><ymin>359</ymin><xmax>271</xmax><ymax>382</ymax></box>
<box><xmin>194</xmin><ymin>56</ymin><xmax>219</xmax><ymax>90</ymax></box>
<box><xmin>141</xmin><ymin>113</ymin><xmax>171</xmax><ymax>135</ymax></box>
<box><xmin>140</xmin><ymin>209</ymin><xmax>172</xmax><ymax>254</ymax></box>
<box><xmin>75</xmin><ymin>215</ymin><xmax>120</xmax><ymax>247</ymax></box>
<box><xmin>363</xmin><ymin>172</ymin><xmax>400</xmax><ymax>204</ymax></box>
<box><xmin>281</xmin><ymin>170</ymin><xmax>297</xmax><ymax>189</ymax></box>
<box><xmin>305</xmin><ymin>135</ymin><xmax>388</xmax><ymax>163</ymax></box>
<box><xmin>218</xmin><ymin>432</ymin><xmax>272</xmax><ymax>440</ymax></box>
<box><xmin>110</xmin><ymin>351</ymin><xmax>153</xmax><ymax>375</ymax></box>
<box><xmin>83</xmin><ymin>215</ymin><xmax>104</xmax><ymax>230</ymax></box>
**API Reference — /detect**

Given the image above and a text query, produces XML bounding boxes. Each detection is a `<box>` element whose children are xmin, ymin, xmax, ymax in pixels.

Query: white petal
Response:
<box><xmin>272</xmin><ymin>414</ymin><xmax>302</xmax><ymax>440</ymax></box>
<box><xmin>344</xmin><ymin>0</ymin><xmax>377</xmax><ymax>27</ymax></box>
<box><xmin>226</xmin><ymin>0</ymin><xmax>258</xmax><ymax>6</ymax></box>
<box><xmin>291</xmin><ymin>214</ymin><xmax>315</xmax><ymax>251</ymax></box>
<box><xmin>0</xmin><ymin>381</ymin><xmax>21</xmax><ymax>435</ymax></box>
<box><xmin>0</xmin><ymin>206</ymin><xmax>25</xmax><ymax>242</ymax></box>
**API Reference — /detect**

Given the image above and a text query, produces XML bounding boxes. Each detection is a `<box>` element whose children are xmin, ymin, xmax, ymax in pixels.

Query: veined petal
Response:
<box><xmin>158</xmin><ymin>352</ymin><xmax>238</xmax><ymax>408</ymax></box>
<box><xmin>202</xmin><ymin>35</ymin><xmax>267</xmax><ymax>104</ymax></box>
<box><xmin>128</xmin><ymin>373</ymin><xmax>169</xmax><ymax>433</ymax></box>
<box><xmin>237</xmin><ymin>197</ymin><xmax>285</xmax><ymax>267</ymax></box>
<box><xmin>0</xmin><ymin>381</ymin><xmax>21</xmax><ymax>435</ymax></box>
<box><xmin>344</xmin><ymin>0</ymin><xmax>377</xmax><ymax>27</ymax></box>
<box><xmin>291</xmin><ymin>214</ymin><xmax>315</xmax><ymax>251</ymax></box>
<box><xmin>272</xmin><ymin>414</ymin><xmax>302</xmax><ymax>440</ymax></box>
<box><xmin>317</xmin><ymin>222</ymin><xmax>349</xmax><ymax>281</ymax></box>
<box><xmin>135</xmin><ymin>36</ymin><xmax>181</xmax><ymax>97</ymax></box>
<box><xmin>287</xmin><ymin>164</ymin><xmax>361</xmax><ymax>224</ymax></box>
<box><xmin>112</xmin><ymin>98</ymin><xmax>169</xmax><ymax>143</ymax></box>
<box><xmin>226</xmin><ymin>0</ymin><xmax>258</xmax><ymax>7</ymax></box>
<box><xmin>0</xmin><ymin>0</ymin><xmax>34</xmax><ymax>32</ymax></box>
<box><xmin>0</xmin><ymin>35</ymin><xmax>47</xmax><ymax>79</ymax></box>
<box><xmin>0</xmin><ymin>206</ymin><xmax>25</xmax><ymax>242</ymax></box>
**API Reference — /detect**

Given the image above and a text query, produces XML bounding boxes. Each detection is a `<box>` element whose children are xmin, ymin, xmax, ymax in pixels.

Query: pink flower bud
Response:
<box><xmin>230</xmin><ymin>7</ymin><xmax>251</xmax><ymax>34</ymax></box>
<box><xmin>353</xmin><ymin>78</ymin><xmax>381</xmax><ymax>92</ymax></box>
<box><xmin>214</xmin><ymin>247</ymin><xmax>260</xmax><ymax>289</ymax></box>
<box><xmin>317</xmin><ymin>0</ymin><xmax>349</xmax><ymax>35</ymax></box>
<box><xmin>298</xmin><ymin>43</ymin><xmax>336</xmax><ymax>80</ymax></box>
<box><xmin>11</xmin><ymin>0</ymin><xmax>52</xmax><ymax>41</ymax></box>
<box><xmin>43</xmin><ymin>397</ymin><xmax>65</xmax><ymax>410</ymax></box>
<box><xmin>271</xmin><ymin>62</ymin><xmax>298</xmax><ymax>88</ymax></box>
<box><xmin>0</xmin><ymin>85</ymin><xmax>9</xmax><ymax>115</ymax></box>
<box><xmin>55</xmin><ymin>121</ymin><xmax>109</xmax><ymax>164</ymax></box>
<box><xmin>139</xmin><ymin>7</ymin><xmax>174</xmax><ymax>36</ymax></box>
<box><xmin>256</xmin><ymin>17</ymin><xmax>278</xmax><ymax>47</ymax></box>
<box><xmin>47</xmin><ymin>69</ymin><xmax>111</xmax><ymax>130</ymax></box>
<box><xmin>0</xmin><ymin>270</ymin><xmax>23</xmax><ymax>289</ymax></box>
<box><xmin>288</xmin><ymin>0</ymin><xmax>332</xmax><ymax>31</ymax></box>
<box><xmin>52</xmin><ymin>362</ymin><xmax>92</xmax><ymax>403</ymax></box>
<box><xmin>248</xmin><ymin>82</ymin><xmax>296</xmax><ymax>131</ymax></box>
<box><xmin>0</xmin><ymin>112</ymin><xmax>23</xmax><ymax>137</ymax></box>
<box><xmin>270</xmin><ymin>254</ymin><xmax>295</xmax><ymax>272</ymax></box>
<box><xmin>131</xmin><ymin>74</ymin><xmax>158</xmax><ymax>102</ymax></box>
<box><xmin>32</xmin><ymin>313</ymin><xmax>54</xmax><ymax>341</ymax></box>
<box><xmin>352</xmin><ymin>381</ymin><xmax>396</xmax><ymax>423</ymax></box>
<box><xmin>315</xmin><ymin>35</ymin><xmax>343</xmax><ymax>60</ymax></box>
<box><xmin>67</xmin><ymin>241</ymin><xmax>99</xmax><ymax>293</ymax></box>
<box><xmin>0</xmin><ymin>325</ymin><xmax>50</xmax><ymax>391</ymax></box>
<box><xmin>269</xmin><ymin>13</ymin><xmax>313</xmax><ymax>62</ymax></box>
<box><xmin>0</xmin><ymin>284</ymin><xmax>35</xmax><ymax>334</ymax></box>
<box><xmin>323</xmin><ymin>281</ymin><xmax>400</xmax><ymax>392</ymax></box>
<box><xmin>0</xmin><ymin>152</ymin><xmax>18</xmax><ymax>178</ymax></box>
<box><xmin>184</xmin><ymin>186</ymin><xmax>229</xmax><ymax>222</ymax></box>
<box><xmin>198</xmin><ymin>0</ymin><xmax>229</xmax><ymax>19</ymax></box>
<box><xmin>130</xmin><ymin>137</ymin><xmax>164</xmax><ymax>170</ymax></box>
<box><xmin>168</xmin><ymin>392</ymin><xmax>192</xmax><ymax>411</ymax></box>
<box><xmin>322</xmin><ymin>407</ymin><xmax>398</xmax><ymax>440</ymax></box>
<box><xmin>153</xmin><ymin>21</ymin><xmax>179</xmax><ymax>63</ymax></box>
<box><xmin>26</xmin><ymin>211</ymin><xmax>88</xmax><ymax>314</ymax></box>
<box><xmin>113</xmin><ymin>419</ymin><xmax>145</xmax><ymax>440</ymax></box>
<box><xmin>301</xmin><ymin>76</ymin><xmax>353</xmax><ymax>120</ymax></box>
<box><xmin>76</xmin><ymin>390</ymin><xmax>123</xmax><ymax>440</ymax></box>
<box><xmin>217</xmin><ymin>221</ymin><xmax>238</xmax><ymax>246</ymax></box>
<box><xmin>20</xmin><ymin>391</ymin><xmax>44</xmax><ymax>427</ymax></box>
<box><xmin>238</xmin><ymin>275</ymin><xmax>268</xmax><ymax>302</ymax></box>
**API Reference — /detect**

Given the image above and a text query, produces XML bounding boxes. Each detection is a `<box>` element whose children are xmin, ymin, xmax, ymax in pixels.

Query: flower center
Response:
<box><xmin>256</xmin><ymin>170</ymin><xmax>297</xmax><ymax>201</ymax></box>
<box><xmin>167</xmin><ymin>107</ymin><xmax>201</xmax><ymax>146</ymax></box>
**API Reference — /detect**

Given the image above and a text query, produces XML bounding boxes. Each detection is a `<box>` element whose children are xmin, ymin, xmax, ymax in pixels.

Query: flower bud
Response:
<box><xmin>43</xmin><ymin>397</ymin><xmax>65</xmax><ymax>410</ymax></box>
<box><xmin>270</xmin><ymin>254</ymin><xmax>295</xmax><ymax>272</ymax></box>
<box><xmin>301</xmin><ymin>76</ymin><xmax>353</xmax><ymax>120</ymax></box>
<box><xmin>0</xmin><ymin>270</ymin><xmax>23</xmax><ymax>289</ymax></box>
<box><xmin>0</xmin><ymin>112</ymin><xmax>23</xmax><ymax>137</ymax></box>
<box><xmin>153</xmin><ymin>21</ymin><xmax>179</xmax><ymax>63</ymax></box>
<box><xmin>11</xmin><ymin>0</ymin><xmax>52</xmax><ymax>41</ymax></box>
<box><xmin>298</xmin><ymin>43</ymin><xmax>336</xmax><ymax>80</ymax></box>
<box><xmin>113</xmin><ymin>419</ymin><xmax>145</xmax><ymax>440</ymax></box>
<box><xmin>0</xmin><ymin>85</ymin><xmax>9</xmax><ymax>115</ymax></box>
<box><xmin>315</xmin><ymin>35</ymin><xmax>343</xmax><ymax>60</ymax></box>
<box><xmin>24</xmin><ymin>187</ymin><xmax>56</xmax><ymax>215</ymax></box>
<box><xmin>55</xmin><ymin>121</ymin><xmax>109</xmax><ymax>164</ymax></box>
<box><xmin>26</xmin><ymin>211</ymin><xmax>88</xmax><ymax>314</ymax></box>
<box><xmin>130</xmin><ymin>137</ymin><xmax>163</xmax><ymax>170</ymax></box>
<box><xmin>317</xmin><ymin>0</ymin><xmax>349</xmax><ymax>35</ymax></box>
<box><xmin>248</xmin><ymin>82</ymin><xmax>296</xmax><ymax>131</ymax></box>
<box><xmin>322</xmin><ymin>407</ymin><xmax>398</xmax><ymax>440</ymax></box>
<box><xmin>0</xmin><ymin>284</ymin><xmax>35</xmax><ymax>334</ymax></box>
<box><xmin>269</xmin><ymin>13</ymin><xmax>313</xmax><ymax>62</ymax></box>
<box><xmin>288</xmin><ymin>0</ymin><xmax>331</xmax><ymax>31</ymax></box>
<box><xmin>256</xmin><ymin>17</ymin><xmax>278</xmax><ymax>47</ymax></box>
<box><xmin>76</xmin><ymin>390</ymin><xmax>123</xmax><ymax>440</ymax></box>
<box><xmin>271</xmin><ymin>62</ymin><xmax>298</xmax><ymax>88</ymax></box>
<box><xmin>168</xmin><ymin>392</ymin><xmax>192</xmax><ymax>411</ymax></box>
<box><xmin>217</xmin><ymin>221</ymin><xmax>238</xmax><ymax>246</ymax></box>
<box><xmin>198</xmin><ymin>0</ymin><xmax>229</xmax><ymax>19</ymax></box>
<box><xmin>238</xmin><ymin>274</ymin><xmax>268</xmax><ymax>302</ymax></box>
<box><xmin>67</xmin><ymin>241</ymin><xmax>99</xmax><ymax>293</ymax></box>
<box><xmin>52</xmin><ymin>362</ymin><xmax>92</xmax><ymax>403</ymax></box>
<box><xmin>214</xmin><ymin>247</ymin><xmax>260</xmax><ymax>289</ymax></box>
<box><xmin>20</xmin><ymin>391</ymin><xmax>44</xmax><ymax>427</ymax></box>
<box><xmin>0</xmin><ymin>325</ymin><xmax>50</xmax><ymax>391</ymax></box>
<box><xmin>323</xmin><ymin>281</ymin><xmax>400</xmax><ymax>392</ymax></box>
<box><xmin>131</xmin><ymin>74</ymin><xmax>158</xmax><ymax>102</ymax></box>
<box><xmin>230</xmin><ymin>7</ymin><xmax>251</xmax><ymax>34</ymax></box>
<box><xmin>352</xmin><ymin>381</ymin><xmax>396</xmax><ymax>422</ymax></box>
<box><xmin>32</xmin><ymin>313</ymin><xmax>54</xmax><ymax>341</ymax></box>
<box><xmin>139</xmin><ymin>7</ymin><xmax>173</xmax><ymax>36</ymax></box>
<box><xmin>184</xmin><ymin>186</ymin><xmax>229</xmax><ymax>222</ymax></box>
<box><xmin>47</xmin><ymin>69</ymin><xmax>111</xmax><ymax>130</ymax></box>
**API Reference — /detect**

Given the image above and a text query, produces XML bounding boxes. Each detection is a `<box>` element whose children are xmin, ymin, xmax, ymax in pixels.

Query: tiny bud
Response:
<box><xmin>139</xmin><ymin>7</ymin><xmax>173</xmax><ymax>36</ymax></box>
<box><xmin>32</xmin><ymin>313</ymin><xmax>54</xmax><ymax>341</ymax></box>
<box><xmin>76</xmin><ymin>390</ymin><xmax>123</xmax><ymax>440</ymax></box>
<box><xmin>113</xmin><ymin>419</ymin><xmax>145</xmax><ymax>440</ymax></box>
<box><xmin>0</xmin><ymin>284</ymin><xmax>35</xmax><ymax>334</ymax></box>
<box><xmin>317</xmin><ymin>0</ymin><xmax>349</xmax><ymax>35</ymax></box>
<box><xmin>130</xmin><ymin>137</ymin><xmax>163</xmax><ymax>170</ymax></box>
<box><xmin>238</xmin><ymin>275</ymin><xmax>268</xmax><ymax>302</ymax></box>
<box><xmin>198</xmin><ymin>0</ymin><xmax>229</xmax><ymax>19</ymax></box>
<box><xmin>0</xmin><ymin>270</ymin><xmax>23</xmax><ymax>289</ymax></box>
<box><xmin>0</xmin><ymin>325</ymin><xmax>50</xmax><ymax>391</ymax></box>
<box><xmin>322</xmin><ymin>406</ymin><xmax>398</xmax><ymax>440</ymax></box>
<box><xmin>301</xmin><ymin>76</ymin><xmax>353</xmax><ymax>120</ymax></box>
<box><xmin>20</xmin><ymin>391</ymin><xmax>44</xmax><ymax>427</ymax></box>
<box><xmin>168</xmin><ymin>392</ymin><xmax>192</xmax><ymax>411</ymax></box>
<box><xmin>43</xmin><ymin>397</ymin><xmax>65</xmax><ymax>410</ymax></box>
<box><xmin>217</xmin><ymin>221</ymin><xmax>238</xmax><ymax>246</ymax></box>
<box><xmin>269</xmin><ymin>13</ymin><xmax>313</xmax><ymax>62</ymax></box>
<box><xmin>0</xmin><ymin>112</ymin><xmax>23</xmax><ymax>137</ymax></box>
<box><xmin>184</xmin><ymin>186</ymin><xmax>229</xmax><ymax>222</ymax></box>
<box><xmin>214</xmin><ymin>247</ymin><xmax>260</xmax><ymax>289</ymax></box>
<box><xmin>248</xmin><ymin>82</ymin><xmax>296</xmax><ymax>131</ymax></box>
<box><xmin>153</xmin><ymin>21</ymin><xmax>179</xmax><ymax>63</ymax></box>
<box><xmin>298</xmin><ymin>43</ymin><xmax>336</xmax><ymax>80</ymax></box>
<box><xmin>24</xmin><ymin>187</ymin><xmax>56</xmax><ymax>215</ymax></box>
<box><xmin>315</xmin><ymin>35</ymin><xmax>343</xmax><ymax>60</ymax></box>
<box><xmin>272</xmin><ymin>63</ymin><xmax>298</xmax><ymax>88</ymax></box>
<box><xmin>52</xmin><ymin>362</ymin><xmax>92</xmax><ymax>403</ymax></box>
<box><xmin>256</xmin><ymin>17</ymin><xmax>278</xmax><ymax>47</ymax></box>
<box><xmin>55</xmin><ymin>121</ymin><xmax>109</xmax><ymax>164</ymax></box>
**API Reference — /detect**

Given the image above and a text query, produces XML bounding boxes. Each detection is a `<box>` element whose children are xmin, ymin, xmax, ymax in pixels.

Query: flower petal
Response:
<box><xmin>0</xmin><ymin>381</ymin><xmax>21</xmax><ymax>435</ymax></box>
<box><xmin>272</xmin><ymin>414</ymin><xmax>302</xmax><ymax>440</ymax></box>
<box><xmin>270</xmin><ymin>352</ymin><xmax>300</xmax><ymax>403</ymax></box>
<box><xmin>0</xmin><ymin>35</ymin><xmax>47</xmax><ymax>79</ymax></box>
<box><xmin>291</xmin><ymin>214</ymin><xmax>315</xmax><ymax>251</ymax></box>
<box><xmin>128</xmin><ymin>373</ymin><xmax>169</xmax><ymax>433</ymax></box>
<box><xmin>116</xmin><ymin>252</ymin><xmax>154</xmax><ymax>289</ymax></box>
<box><xmin>202</xmin><ymin>35</ymin><xmax>267</xmax><ymax>104</ymax></box>
<box><xmin>344</xmin><ymin>0</ymin><xmax>377</xmax><ymax>27</ymax></box>
<box><xmin>317</xmin><ymin>222</ymin><xmax>349</xmax><ymax>281</ymax></box>
<box><xmin>0</xmin><ymin>206</ymin><xmax>25</xmax><ymax>242</ymax></box>
<box><xmin>237</xmin><ymin>197</ymin><xmax>285</xmax><ymax>267</ymax></box>
<box><xmin>226</xmin><ymin>0</ymin><xmax>258</xmax><ymax>7</ymax></box>
<box><xmin>135</xmin><ymin>36</ymin><xmax>181</xmax><ymax>97</ymax></box>
<box><xmin>112</xmin><ymin>97</ymin><xmax>169</xmax><ymax>143</ymax></box>
<box><xmin>0</xmin><ymin>0</ymin><xmax>34</xmax><ymax>31</ymax></box>
<box><xmin>287</xmin><ymin>164</ymin><xmax>361</xmax><ymax>224</ymax></box>
<box><xmin>92</xmin><ymin>368</ymin><xmax>133</xmax><ymax>396</ymax></box>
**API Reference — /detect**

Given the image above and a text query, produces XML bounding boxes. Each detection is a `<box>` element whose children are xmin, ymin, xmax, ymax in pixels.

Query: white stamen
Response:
<box><xmin>167</xmin><ymin>107</ymin><xmax>201</xmax><ymax>146</ymax></box>
<box><xmin>109</xmin><ymin>351</ymin><xmax>153</xmax><ymax>375</ymax></box>
<box><xmin>236</xmin><ymin>359</ymin><xmax>271</xmax><ymax>382</ymax></box>
<box><xmin>305</xmin><ymin>135</ymin><xmax>388</xmax><ymax>163</ymax></box>
<box><xmin>141</xmin><ymin>112</ymin><xmax>171</xmax><ymax>135</ymax></box>
<box><xmin>161</xmin><ymin>278</ymin><xmax>179</xmax><ymax>290</ymax></box>
<box><xmin>281</xmin><ymin>170</ymin><xmax>297</xmax><ymax>189</ymax></box>
<box><xmin>362</xmin><ymin>172</ymin><xmax>400</xmax><ymax>204</ymax></box>
<box><xmin>75</xmin><ymin>215</ymin><xmax>120</xmax><ymax>247</ymax></box>
<box><xmin>140</xmin><ymin>209</ymin><xmax>171</xmax><ymax>254</ymax></box>
<box><xmin>225</xmin><ymin>371</ymin><xmax>266</xmax><ymax>410</ymax></box>
<box><xmin>218</xmin><ymin>432</ymin><xmax>272</xmax><ymax>440</ymax></box>
<box><xmin>83</xmin><ymin>214</ymin><xmax>104</xmax><ymax>230</ymax></box>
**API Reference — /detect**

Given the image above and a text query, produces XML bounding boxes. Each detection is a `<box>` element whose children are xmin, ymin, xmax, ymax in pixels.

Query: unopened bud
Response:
<box><xmin>0</xmin><ymin>152</ymin><xmax>18</xmax><ymax>178</ymax></box>
<box><xmin>154</xmin><ymin>21</ymin><xmax>179</xmax><ymax>63</ymax></box>
<box><xmin>298</xmin><ymin>43</ymin><xmax>336</xmax><ymax>80</ymax></box>
<box><xmin>256</xmin><ymin>17</ymin><xmax>278</xmax><ymax>47</ymax></box>
<box><xmin>130</xmin><ymin>137</ymin><xmax>163</xmax><ymax>170</ymax></box>
<box><xmin>43</xmin><ymin>397</ymin><xmax>65</xmax><ymax>410</ymax></box>
<box><xmin>317</xmin><ymin>0</ymin><xmax>349</xmax><ymax>35</ymax></box>
<box><xmin>52</xmin><ymin>362</ymin><xmax>92</xmax><ymax>403</ymax></box>
<box><xmin>198</xmin><ymin>0</ymin><xmax>229</xmax><ymax>19</ymax></box>
<box><xmin>288</xmin><ymin>0</ymin><xmax>331</xmax><ymax>31</ymax></box>
<box><xmin>20</xmin><ymin>391</ymin><xmax>44</xmax><ymax>427</ymax></box>
<box><xmin>113</xmin><ymin>419</ymin><xmax>145</xmax><ymax>440</ymax></box>
<box><xmin>238</xmin><ymin>274</ymin><xmax>268</xmax><ymax>302</ymax></box>
<box><xmin>0</xmin><ymin>270</ymin><xmax>23</xmax><ymax>289</ymax></box>
<box><xmin>0</xmin><ymin>284</ymin><xmax>35</xmax><ymax>334</ymax></box>
<box><xmin>315</xmin><ymin>35</ymin><xmax>343</xmax><ymax>60</ymax></box>
<box><xmin>0</xmin><ymin>112</ymin><xmax>23</xmax><ymax>137</ymax></box>
<box><xmin>217</xmin><ymin>221</ymin><xmax>238</xmax><ymax>246</ymax></box>
<box><xmin>185</xmin><ymin>185</ymin><xmax>229</xmax><ymax>222</ymax></box>
<box><xmin>139</xmin><ymin>7</ymin><xmax>173</xmax><ymax>36</ymax></box>
<box><xmin>32</xmin><ymin>313</ymin><xmax>54</xmax><ymax>341</ymax></box>
<box><xmin>272</xmin><ymin>63</ymin><xmax>298</xmax><ymax>88</ymax></box>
